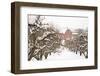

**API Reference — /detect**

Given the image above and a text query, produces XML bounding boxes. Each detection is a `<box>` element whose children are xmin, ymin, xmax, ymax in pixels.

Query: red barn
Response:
<box><xmin>58</xmin><ymin>29</ymin><xmax>72</xmax><ymax>40</ymax></box>
<box><xmin>65</xmin><ymin>29</ymin><xmax>72</xmax><ymax>40</ymax></box>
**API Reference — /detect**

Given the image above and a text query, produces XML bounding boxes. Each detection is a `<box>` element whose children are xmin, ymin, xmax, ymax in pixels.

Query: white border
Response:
<box><xmin>20</xmin><ymin>6</ymin><xmax>95</xmax><ymax>70</ymax></box>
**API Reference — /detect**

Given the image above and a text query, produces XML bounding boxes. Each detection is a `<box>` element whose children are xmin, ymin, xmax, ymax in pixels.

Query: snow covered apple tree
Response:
<box><xmin>77</xmin><ymin>30</ymin><xmax>88</xmax><ymax>58</ymax></box>
<box><xmin>28</xmin><ymin>15</ymin><xmax>61</xmax><ymax>61</ymax></box>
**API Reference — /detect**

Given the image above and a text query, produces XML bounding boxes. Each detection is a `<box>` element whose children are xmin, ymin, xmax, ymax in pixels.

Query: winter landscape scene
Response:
<box><xmin>28</xmin><ymin>15</ymin><xmax>88</xmax><ymax>61</ymax></box>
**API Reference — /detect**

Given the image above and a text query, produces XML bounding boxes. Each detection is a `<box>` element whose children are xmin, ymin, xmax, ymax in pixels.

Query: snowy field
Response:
<box><xmin>31</xmin><ymin>46</ymin><xmax>85</xmax><ymax>62</ymax></box>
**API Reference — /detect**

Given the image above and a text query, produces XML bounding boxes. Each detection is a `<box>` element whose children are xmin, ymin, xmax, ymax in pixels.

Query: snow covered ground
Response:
<box><xmin>32</xmin><ymin>46</ymin><xmax>85</xmax><ymax>61</ymax></box>
<box><xmin>25</xmin><ymin>46</ymin><xmax>87</xmax><ymax>70</ymax></box>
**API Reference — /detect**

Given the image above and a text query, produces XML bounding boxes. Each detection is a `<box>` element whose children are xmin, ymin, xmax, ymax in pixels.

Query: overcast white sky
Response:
<box><xmin>28</xmin><ymin>15</ymin><xmax>88</xmax><ymax>33</ymax></box>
